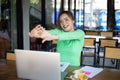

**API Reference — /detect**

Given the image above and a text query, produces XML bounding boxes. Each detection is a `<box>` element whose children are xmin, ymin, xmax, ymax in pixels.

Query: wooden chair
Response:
<box><xmin>6</xmin><ymin>51</ymin><xmax>15</xmax><ymax>61</ymax></box>
<box><xmin>97</xmin><ymin>38</ymin><xmax>118</xmax><ymax>67</ymax></box>
<box><xmin>81</xmin><ymin>38</ymin><xmax>96</xmax><ymax>66</ymax></box>
<box><xmin>85</xmin><ymin>31</ymin><xmax>99</xmax><ymax>36</ymax></box>
<box><xmin>5</xmin><ymin>51</ymin><xmax>16</xmax><ymax>64</ymax></box>
<box><xmin>103</xmin><ymin>46</ymin><xmax>120</xmax><ymax>69</ymax></box>
<box><xmin>100</xmin><ymin>31</ymin><xmax>113</xmax><ymax>37</ymax></box>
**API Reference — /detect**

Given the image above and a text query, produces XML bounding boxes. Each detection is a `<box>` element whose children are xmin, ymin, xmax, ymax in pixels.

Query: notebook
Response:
<box><xmin>15</xmin><ymin>49</ymin><xmax>62</xmax><ymax>80</ymax></box>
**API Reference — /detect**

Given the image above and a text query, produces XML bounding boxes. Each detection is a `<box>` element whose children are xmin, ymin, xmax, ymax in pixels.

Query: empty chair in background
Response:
<box><xmin>81</xmin><ymin>38</ymin><xmax>97</xmax><ymax>66</ymax></box>
<box><xmin>97</xmin><ymin>38</ymin><xmax>118</xmax><ymax>67</ymax></box>
<box><xmin>103</xmin><ymin>46</ymin><xmax>120</xmax><ymax>69</ymax></box>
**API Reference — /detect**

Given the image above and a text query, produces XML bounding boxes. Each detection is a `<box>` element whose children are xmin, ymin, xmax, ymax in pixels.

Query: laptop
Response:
<box><xmin>15</xmin><ymin>49</ymin><xmax>63</xmax><ymax>80</ymax></box>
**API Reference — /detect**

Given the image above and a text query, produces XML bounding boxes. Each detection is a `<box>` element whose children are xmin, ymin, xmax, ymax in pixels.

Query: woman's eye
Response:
<box><xmin>65</xmin><ymin>18</ymin><xmax>69</xmax><ymax>21</ymax></box>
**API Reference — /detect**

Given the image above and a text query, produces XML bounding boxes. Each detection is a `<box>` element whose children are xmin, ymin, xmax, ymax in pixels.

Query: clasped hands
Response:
<box><xmin>29</xmin><ymin>25</ymin><xmax>58</xmax><ymax>43</ymax></box>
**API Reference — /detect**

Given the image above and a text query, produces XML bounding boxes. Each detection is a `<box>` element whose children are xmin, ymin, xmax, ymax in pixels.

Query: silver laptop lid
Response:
<box><xmin>15</xmin><ymin>49</ymin><xmax>61</xmax><ymax>80</ymax></box>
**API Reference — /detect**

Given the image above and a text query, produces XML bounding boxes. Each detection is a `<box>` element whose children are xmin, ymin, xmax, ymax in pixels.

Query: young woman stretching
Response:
<box><xmin>29</xmin><ymin>11</ymin><xmax>85</xmax><ymax>66</ymax></box>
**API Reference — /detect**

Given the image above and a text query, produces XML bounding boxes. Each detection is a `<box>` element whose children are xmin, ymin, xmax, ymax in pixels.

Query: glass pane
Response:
<box><xmin>30</xmin><ymin>0</ymin><xmax>41</xmax><ymax>27</ymax></box>
<box><xmin>115</xmin><ymin>0</ymin><xmax>120</xmax><ymax>30</ymax></box>
<box><xmin>51</xmin><ymin>0</ymin><xmax>61</xmax><ymax>25</ymax></box>
<box><xmin>29</xmin><ymin>0</ymin><xmax>41</xmax><ymax>50</ymax></box>
<box><xmin>0</xmin><ymin>0</ymin><xmax>17</xmax><ymax>57</ymax></box>
<box><xmin>84</xmin><ymin>0</ymin><xmax>107</xmax><ymax>31</ymax></box>
<box><xmin>0</xmin><ymin>0</ymin><xmax>11</xmax><ymax>41</ymax></box>
<box><xmin>46</xmin><ymin>0</ymin><xmax>57</xmax><ymax>27</ymax></box>
<box><xmin>75</xmin><ymin>0</ymin><xmax>84</xmax><ymax>29</ymax></box>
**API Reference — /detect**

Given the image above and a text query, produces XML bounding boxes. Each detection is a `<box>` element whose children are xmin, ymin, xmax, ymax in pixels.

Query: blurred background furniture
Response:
<box><xmin>103</xmin><ymin>46</ymin><xmax>120</xmax><ymax>69</ymax></box>
<box><xmin>85</xmin><ymin>31</ymin><xmax>99</xmax><ymax>36</ymax></box>
<box><xmin>97</xmin><ymin>38</ymin><xmax>118</xmax><ymax>67</ymax></box>
<box><xmin>81</xmin><ymin>38</ymin><xmax>97</xmax><ymax>66</ymax></box>
<box><xmin>100</xmin><ymin>31</ymin><xmax>113</xmax><ymax>37</ymax></box>
<box><xmin>5</xmin><ymin>51</ymin><xmax>15</xmax><ymax>64</ymax></box>
<box><xmin>6</xmin><ymin>51</ymin><xmax>15</xmax><ymax>61</ymax></box>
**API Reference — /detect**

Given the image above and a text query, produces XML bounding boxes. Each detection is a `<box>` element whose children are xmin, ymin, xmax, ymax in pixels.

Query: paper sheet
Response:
<box><xmin>60</xmin><ymin>62</ymin><xmax>69</xmax><ymax>72</ymax></box>
<box><xmin>80</xmin><ymin>66</ymin><xmax>103</xmax><ymax>78</ymax></box>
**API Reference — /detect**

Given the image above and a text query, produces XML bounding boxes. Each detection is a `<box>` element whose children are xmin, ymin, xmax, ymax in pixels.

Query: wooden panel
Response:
<box><xmin>100</xmin><ymin>32</ymin><xmax>113</xmax><ymax>37</ymax></box>
<box><xmin>6</xmin><ymin>53</ymin><xmax>16</xmax><ymax>60</ymax></box>
<box><xmin>85</xmin><ymin>31</ymin><xmax>98</xmax><ymax>36</ymax></box>
<box><xmin>84</xmin><ymin>38</ymin><xmax>95</xmax><ymax>46</ymax></box>
<box><xmin>100</xmin><ymin>39</ymin><xmax>117</xmax><ymax>47</ymax></box>
<box><xmin>105</xmin><ymin>47</ymin><xmax>120</xmax><ymax>59</ymax></box>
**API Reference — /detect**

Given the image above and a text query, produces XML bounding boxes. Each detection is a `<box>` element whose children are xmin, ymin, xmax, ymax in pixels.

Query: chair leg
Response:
<box><xmin>111</xmin><ymin>59</ymin><xmax>115</xmax><ymax>64</ymax></box>
<box><xmin>116</xmin><ymin>60</ymin><xmax>119</xmax><ymax>69</ymax></box>
<box><xmin>93</xmin><ymin>53</ymin><xmax>96</xmax><ymax>67</ymax></box>
<box><xmin>118</xmin><ymin>60</ymin><xmax>120</xmax><ymax>69</ymax></box>
<box><xmin>80</xmin><ymin>52</ymin><xmax>83</xmax><ymax>66</ymax></box>
<box><xmin>103</xmin><ymin>57</ymin><xmax>105</xmax><ymax>68</ymax></box>
<box><xmin>96</xmin><ymin>54</ymin><xmax>100</xmax><ymax>67</ymax></box>
<box><xmin>96</xmin><ymin>48</ymin><xmax>100</xmax><ymax>67</ymax></box>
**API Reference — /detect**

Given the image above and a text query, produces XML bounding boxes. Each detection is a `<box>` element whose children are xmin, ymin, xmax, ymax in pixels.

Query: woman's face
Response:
<box><xmin>59</xmin><ymin>13</ymin><xmax>75</xmax><ymax>32</ymax></box>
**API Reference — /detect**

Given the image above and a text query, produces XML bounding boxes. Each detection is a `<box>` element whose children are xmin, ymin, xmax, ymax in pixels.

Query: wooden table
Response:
<box><xmin>0</xmin><ymin>60</ymin><xmax>120</xmax><ymax>80</ymax></box>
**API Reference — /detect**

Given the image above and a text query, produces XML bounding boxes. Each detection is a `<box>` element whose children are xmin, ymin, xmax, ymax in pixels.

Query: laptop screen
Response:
<box><xmin>15</xmin><ymin>49</ymin><xmax>61</xmax><ymax>80</ymax></box>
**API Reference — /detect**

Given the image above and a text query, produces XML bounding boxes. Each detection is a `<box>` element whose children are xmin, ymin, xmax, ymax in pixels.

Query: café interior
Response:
<box><xmin>0</xmin><ymin>0</ymin><xmax>120</xmax><ymax>80</ymax></box>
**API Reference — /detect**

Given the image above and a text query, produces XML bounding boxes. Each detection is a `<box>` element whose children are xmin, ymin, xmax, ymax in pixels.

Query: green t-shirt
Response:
<box><xmin>48</xmin><ymin>28</ymin><xmax>85</xmax><ymax>66</ymax></box>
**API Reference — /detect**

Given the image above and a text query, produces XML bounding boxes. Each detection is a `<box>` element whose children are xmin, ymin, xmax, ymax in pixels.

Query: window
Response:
<box><xmin>84</xmin><ymin>0</ymin><xmax>107</xmax><ymax>30</ymax></box>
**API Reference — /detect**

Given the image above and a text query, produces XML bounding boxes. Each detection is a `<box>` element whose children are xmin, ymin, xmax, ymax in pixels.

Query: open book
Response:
<box><xmin>60</xmin><ymin>62</ymin><xmax>70</xmax><ymax>72</ymax></box>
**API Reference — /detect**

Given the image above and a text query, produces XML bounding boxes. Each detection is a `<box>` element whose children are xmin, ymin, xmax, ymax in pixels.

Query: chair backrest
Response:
<box><xmin>84</xmin><ymin>38</ymin><xmax>96</xmax><ymax>47</ymax></box>
<box><xmin>100</xmin><ymin>31</ymin><xmax>113</xmax><ymax>37</ymax></box>
<box><xmin>85</xmin><ymin>31</ymin><xmax>99</xmax><ymax>36</ymax></box>
<box><xmin>6</xmin><ymin>51</ymin><xmax>15</xmax><ymax>60</ymax></box>
<box><xmin>104</xmin><ymin>47</ymin><xmax>120</xmax><ymax>59</ymax></box>
<box><xmin>99</xmin><ymin>38</ymin><xmax>118</xmax><ymax>48</ymax></box>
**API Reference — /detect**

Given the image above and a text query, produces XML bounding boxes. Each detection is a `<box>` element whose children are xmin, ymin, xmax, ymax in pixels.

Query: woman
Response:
<box><xmin>29</xmin><ymin>11</ymin><xmax>85</xmax><ymax>66</ymax></box>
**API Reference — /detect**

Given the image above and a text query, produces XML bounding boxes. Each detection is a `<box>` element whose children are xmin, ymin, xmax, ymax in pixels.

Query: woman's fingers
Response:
<box><xmin>34</xmin><ymin>25</ymin><xmax>41</xmax><ymax>31</ymax></box>
<box><xmin>35</xmin><ymin>24</ymin><xmax>41</xmax><ymax>28</ymax></box>
<box><xmin>29</xmin><ymin>24</ymin><xmax>47</xmax><ymax>38</ymax></box>
<box><xmin>42</xmin><ymin>39</ymin><xmax>45</xmax><ymax>43</ymax></box>
<box><xmin>40</xmin><ymin>26</ymin><xmax>45</xmax><ymax>31</ymax></box>
<box><xmin>35</xmin><ymin>25</ymin><xmax>46</xmax><ymax>33</ymax></box>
